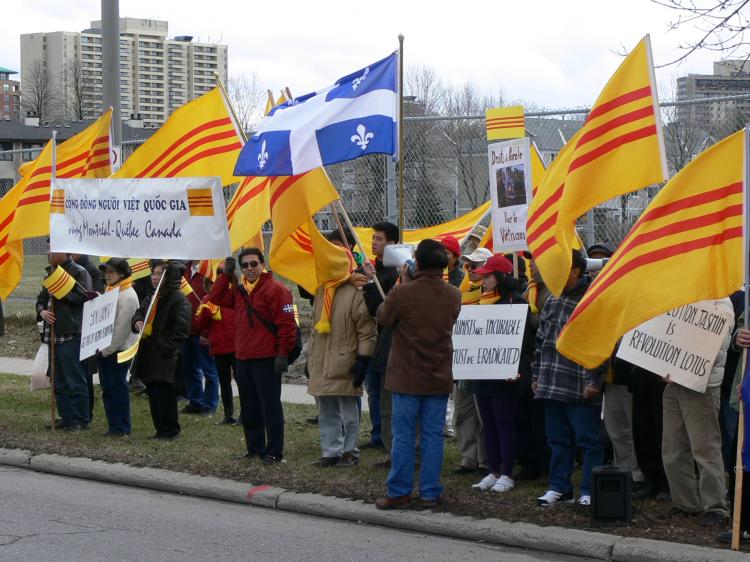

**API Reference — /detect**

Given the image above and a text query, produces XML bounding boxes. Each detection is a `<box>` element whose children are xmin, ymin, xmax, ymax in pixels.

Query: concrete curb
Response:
<box><xmin>0</xmin><ymin>448</ymin><xmax>746</xmax><ymax>561</ymax></box>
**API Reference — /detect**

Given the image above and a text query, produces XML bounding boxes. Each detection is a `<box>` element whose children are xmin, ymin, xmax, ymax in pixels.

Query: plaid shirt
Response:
<box><xmin>531</xmin><ymin>276</ymin><xmax>607</xmax><ymax>403</ymax></box>
<box><xmin>40</xmin><ymin>297</ymin><xmax>76</xmax><ymax>345</ymax></box>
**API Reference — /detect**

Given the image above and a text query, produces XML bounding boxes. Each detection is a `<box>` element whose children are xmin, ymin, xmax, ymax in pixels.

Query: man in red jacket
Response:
<box><xmin>211</xmin><ymin>248</ymin><xmax>297</xmax><ymax>464</ymax></box>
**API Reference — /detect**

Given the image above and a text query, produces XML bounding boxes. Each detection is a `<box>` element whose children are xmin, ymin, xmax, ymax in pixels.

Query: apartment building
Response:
<box><xmin>21</xmin><ymin>18</ymin><xmax>228</xmax><ymax>127</ymax></box>
<box><xmin>0</xmin><ymin>68</ymin><xmax>21</xmax><ymax>121</ymax></box>
<box><xmin>676</xmin><ymin>60</ymin><xmax>750</xmax><ymax>124</ymax></box>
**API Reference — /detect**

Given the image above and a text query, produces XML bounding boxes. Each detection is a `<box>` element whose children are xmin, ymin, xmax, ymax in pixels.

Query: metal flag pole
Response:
<box><xmin>49</xmin><ymin>130</ymin><xmax>58</xmax><ymax>432</ymax></box>
<box><xmin>397</xmin><ymin>34</ymin><xmax>405</xmax><ymax>242</ymax></box>
<box><xmin>731</xmin><ymin>124</ymin><xmax>750</xmax><ymax>551</ymax></box>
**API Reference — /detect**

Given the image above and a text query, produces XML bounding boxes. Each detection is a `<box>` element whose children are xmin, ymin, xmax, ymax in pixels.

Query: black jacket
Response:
<box><xmin>131</xmin><ymin>287</ymin><xmax>191</xmax><ymax>384</ymax></box>
<box><xmin>75</xmin><ymin>255</ymin><xmax>105</xmax><ymax>294</ymax></box>
<box><xmin>36</xmin><ymin>258</ymin><xmax>92</xmax><ymax>335</ymax></box>
<box><xmin>363</xmin><ymin>259</ymin><xmax>399</xmax><ymax>375</ymax></box>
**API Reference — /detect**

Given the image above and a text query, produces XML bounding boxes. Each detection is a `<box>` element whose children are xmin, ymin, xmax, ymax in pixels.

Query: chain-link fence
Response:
<box><xmin>2</xmin><ymin>95</ymin><xmax>748</xmax><ymax>315</ymax></box>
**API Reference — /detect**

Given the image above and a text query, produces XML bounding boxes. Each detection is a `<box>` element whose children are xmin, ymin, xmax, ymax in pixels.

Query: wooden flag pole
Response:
<box><xmin>214</xmin><ymin>72</ymin><xmax>248</xmax><ymax>144</ymax></box>
<box><xmin>49</xmin><ymin>298</ymin><xmax>56</xmax><ymax>432</ymax></box>
<box><xmin>731</xmin><ymin>124</ymin><xmax>750</xmax><ymax>551</ymax></box>
<box><xmin>397</xmin><ymin>34</ymin><xmax>405</xmax><ymax>242</ymax></box>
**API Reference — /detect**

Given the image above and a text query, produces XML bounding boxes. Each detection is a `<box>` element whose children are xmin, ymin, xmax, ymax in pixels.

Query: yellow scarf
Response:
<box><xmin>526</xmin><ymin>277</ymin><xmax>540</xmax><ymax>314</ymax></box>
<box><xmin>105</xmin><ymin>277</ymin><xmax>133</xmax><ymax>292</ymax></box>
<box><xmin>241</xmin><ymin>276</ymin><xmax>260</xmax><ymax>295</ymax></box>
<box><xmin>314</xmin><ymin>274</ymin><xmax>352</xmax><ymax>334</ymax></box>
<box><xmin>461</xmin><ymin>281</ymin><xmax>482</xmax><ymax>305</ymax></box>
<box><xmin>479</xmin><ymin>290</ymin><xmax>501</xmax><ymax>305</ymax></box>
<box><xmin>143</xmin><ymin>294</ymin><xmax>159</xmax><ymax>336</ymax></box>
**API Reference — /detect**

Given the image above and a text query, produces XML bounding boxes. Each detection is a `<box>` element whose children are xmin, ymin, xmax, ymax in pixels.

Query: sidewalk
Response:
<box><xmin>0</xmin><ymin>355</ymin><xmax>353</xmax><ymax>409</ymax></box>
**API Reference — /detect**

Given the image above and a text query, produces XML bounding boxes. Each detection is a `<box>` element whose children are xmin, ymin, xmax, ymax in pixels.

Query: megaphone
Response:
<box><xmin>585</xmin><ymin>258</ymin><xmax>609</xmax><ymax>273</ymax></box>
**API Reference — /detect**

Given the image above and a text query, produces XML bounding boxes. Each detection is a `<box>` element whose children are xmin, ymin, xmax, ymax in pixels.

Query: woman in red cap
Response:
<box><xmin>469</xmin><ymin>254</ymin><xmax>535</xmax><ymax>493</ymax></box>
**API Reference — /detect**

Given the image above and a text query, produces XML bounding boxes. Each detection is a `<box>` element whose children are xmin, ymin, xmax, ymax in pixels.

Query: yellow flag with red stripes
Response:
<box><xmin>268</xmin><ymin>168</ymin><xmax>352</xmax><ymax>295</ymax></box>
<box><xmin>556</xmin><ymin>36</ymin><xmax>667</xmax><ymax>227</ymax></box>
<box><xmin>9</xmin><ymin>110</ymin><xmax>112</xmax><ymax>240</ymax></box>
<box><xmin>486</xmin><ymin>106</ymin><xmax>525</xmax><ymax>140</ymax></box>
<box><xmin>556</xmin><ymin>130</ymin><xmax>744</xmax><ymax>369</ymax></box>
<box><xmin>226</xmin><ymin>175</ymin><xmax>271</xmax><ymax>251</ymax></box>
<box><xmin>113</xmin><ymin>88</ymin><xmax>242</xmax><ymax>186</ymax></box>
<box><xmin>0</xmin><ymin>181</ymin><xmax>24</xmax><ymax>299</ymax></box>
<box><xmin>526</xmin><ymin>129</ymin><xmax>583</xmax><ymax>295</ymax></box>
<box><xmin>42</xmin><ymin>265</ymin><xmax>77</xmax><ymax>299</ymax></box>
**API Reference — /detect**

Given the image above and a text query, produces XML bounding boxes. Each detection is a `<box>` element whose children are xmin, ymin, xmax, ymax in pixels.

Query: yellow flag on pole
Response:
<box><xmin>113</xmin><ymin>89</ymin><xmax>242</xmax><ymax>186</ymax></box>
<box><xmin>9</xmin><ymin>110</ymin><xmax>112</xmax><ymax>240</ymax></box>
<box><xmin>556</xmin><ymin>130</ymin><xmax>744</xmax><ymax>369</ymax></box>
<box><xmin>0</xmin><ymin>181</ymin><xmax>24</xmax><ymax>299</ymax></box>
<box><xmin>42</xmin><ymin>265</ymin><xmax>77</xmax><ymax>299</ymax></box>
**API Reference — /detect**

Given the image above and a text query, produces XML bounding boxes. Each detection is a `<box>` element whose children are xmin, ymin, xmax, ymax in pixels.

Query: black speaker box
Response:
<box><xmin>591</xmin><ymin>466</ymin><xmax>632</xmax><ymax>526</ymax></box>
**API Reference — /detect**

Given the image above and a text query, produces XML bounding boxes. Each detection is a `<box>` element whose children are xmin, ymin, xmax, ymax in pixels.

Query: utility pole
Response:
<box><xmin>101</xmin><ymin>0</ymin><xmax>122</xmax><ymax>151</ymax></box>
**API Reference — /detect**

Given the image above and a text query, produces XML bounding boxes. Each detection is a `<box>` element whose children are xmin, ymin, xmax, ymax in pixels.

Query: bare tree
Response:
<box><xmin>227</xmin><ymin>72</ymin><xmax>265</xmax><ymax>136</ymax></box>
<box><xmin>63</xmin><ymin>58</ymin><xmax>98</xmax><ymax>120</ymax></box>
<box><xmin>652</xmin><ymin>0</ymin><xmax>750</xmax><ymax>66</ymax></box>
<box><xmin>22</xmin><ymin>60</ymin><xmax>58</xmax><ymax>123</ymax></box>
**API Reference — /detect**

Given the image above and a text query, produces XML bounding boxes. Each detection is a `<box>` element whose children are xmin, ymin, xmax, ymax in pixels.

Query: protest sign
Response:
<box><xmin>452</xmin><ymin>304</ymin><xmax>528</xmax><ymax>380</ymax></box>
<box><xmin>616</xmin><ymin>299</ymin><xmax>734</xmax><ymax>393</ymax></box>
<box><xmin>488</xmin><ymin>137</ymin><xmax>533</xmax><ymax>252</ymax></box>
<box><xmin>79</xmin><ymin>288</ymin><xmax>119</xmax><ymax>360</ymax></box>
<box><xmin>49</xmin><ymin>177</ymin><xmax>231</xmax><ymax>260</ymax></box>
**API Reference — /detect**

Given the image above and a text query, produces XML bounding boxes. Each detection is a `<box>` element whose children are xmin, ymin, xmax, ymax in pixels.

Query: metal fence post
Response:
<box><xmin>385</xmin><ymin>156</ymin><xmax>397</xmax><ymax>225</ymax></box>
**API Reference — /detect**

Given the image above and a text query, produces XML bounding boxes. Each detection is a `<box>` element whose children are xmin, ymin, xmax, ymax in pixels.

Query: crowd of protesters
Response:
<box><xmin>31</xmin><ymin>221</ymin><xmax>750</xmax><ymax>544</ymax></box>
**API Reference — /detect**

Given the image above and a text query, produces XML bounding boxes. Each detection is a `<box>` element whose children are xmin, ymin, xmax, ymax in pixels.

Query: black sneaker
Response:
<box><xmin>181</xmin><ymin>403</ymin><xmax>204</xmax><ymax>415</ymax></box>
<box><xmin>216</xmin><ymin>416</ymin><xmax>236</xmax><ymax>425</ymax></box>
<box><xmin>261</xmin><ymin>454</ymin><xmax>282</xmax><ymax>465</ymax></box>
<box><xmin>658</xmin><ymin>506</ymin><xmax>698</xmax><ymax>520</ymax></box>
<box><xmin>716</xmin><ymin>530</ymin><xmax>750</xmax><ymax>544</ymax></box>
<box><xmin>699</xmin><ymin>511</ymin><xmax>727</xmax><ymax>527</ymax></box>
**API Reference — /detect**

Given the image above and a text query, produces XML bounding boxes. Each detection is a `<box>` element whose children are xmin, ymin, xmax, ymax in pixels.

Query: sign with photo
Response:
<box><xmin>488</xmin><ymin>137</ymin><xmax>533</xmax><ymax>252</ymax></box>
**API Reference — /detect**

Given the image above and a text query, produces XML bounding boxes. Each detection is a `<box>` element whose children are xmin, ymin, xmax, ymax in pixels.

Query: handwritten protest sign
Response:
<box><xmin>79</xmin><ymin>288</ymin><xmax>119</xmax><ymax>360</ymax></box>
<box><xmin>49</xmin><ymin>177</ymin><xmax>231</xmax><ymax>260</ymax></box>
<box><xmin>616</xmin><ymin>299</ymin><xmax>734</xmax><ymax>393</ymax></box>
<box><xmin>488</xmin><ymin>137</ymin><xmax>533</xmax><ymax>252</ymax></box>
<box><xmin>452</xmin><ymin>304</ymin><xmax>528</xmax><ymax>380</ymax></box>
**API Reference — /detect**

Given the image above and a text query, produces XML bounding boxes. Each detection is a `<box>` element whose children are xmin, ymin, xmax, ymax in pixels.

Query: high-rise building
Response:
<box><xmin>676</xmin><ymin>60</ymin><xmax>750</xmax><ymax>124</ymax></box>
<box><xmin>0</xmin><ymin>67</ymin><xmax>21</xmax><ymax>121</ymax></box>
<box><xmin>20</xmin><ymin>18</ymin><xmax>228</xmax><ymax>127</ymax></box>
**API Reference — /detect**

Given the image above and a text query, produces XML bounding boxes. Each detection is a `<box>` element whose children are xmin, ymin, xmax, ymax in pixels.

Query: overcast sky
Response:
<box><xmin>0</xmin><ymin>0</ymin><xmax>737</xmax><ymax>109</ymax></box>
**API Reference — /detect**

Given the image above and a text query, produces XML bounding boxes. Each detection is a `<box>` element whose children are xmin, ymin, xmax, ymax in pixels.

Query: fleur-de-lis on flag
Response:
<box><xmin>257</xmin><ymin>140</ymin><xmax>269</xmax><ymax>169</ymax></box>
<box><xmin>351</xmin><ymin>124</ymin><xmax>374</xmax><ymax>151</ymax></box>
<box><xmin>352</xmin><ymin>67</ymin><xmax>370</xmax><ymax>91</ymax></box>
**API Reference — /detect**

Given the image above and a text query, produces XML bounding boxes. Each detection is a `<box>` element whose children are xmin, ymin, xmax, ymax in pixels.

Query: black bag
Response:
<box><xmin>238</xmin><ymin>286</ymin><xmax>303</xmax><ymax>364</ymax></box>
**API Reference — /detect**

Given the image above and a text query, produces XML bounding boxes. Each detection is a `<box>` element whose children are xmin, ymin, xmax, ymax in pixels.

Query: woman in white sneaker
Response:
<box><xmin>470</xmin><ymin>255</ymin><xmax>535</xmax><ymax>494</ymax></box>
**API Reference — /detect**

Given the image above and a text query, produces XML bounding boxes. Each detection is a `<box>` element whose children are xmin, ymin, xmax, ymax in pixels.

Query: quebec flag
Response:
<box><xmin>234</xmin><ymin>52</ymin><xmax>398</xmax><ymax>177</ymax></box>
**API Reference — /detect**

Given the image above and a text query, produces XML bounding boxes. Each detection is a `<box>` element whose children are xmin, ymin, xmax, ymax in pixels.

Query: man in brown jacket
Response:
<box><xmin>375</xmin><ymin>239</ymin><xmax>462</xmax><ymax>510</ymax></box>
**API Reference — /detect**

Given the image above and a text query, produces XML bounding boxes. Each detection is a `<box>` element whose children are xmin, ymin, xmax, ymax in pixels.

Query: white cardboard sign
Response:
<box><xmin>452</xmin><ymin>304</ymin><xmax>528</xmax><ymax>380</ymax></box>
<box><xmin>488</xmin><ymin>137</ymin><xmax>533</xmax><ymax>252</ymax></box>
<box><xmin>616</xmin><ymin>299</ymin><xmax>734</xmax><ymax>393</ymax></box>
<box><xmin>50</xmin><ymin>176</ymin><xmax>231</xmax><ymax>260</ymax></box>
<box><xmin>79</xmin><ymin>288</ymin><xmax>119</xmax><ymax>360</ymax></box>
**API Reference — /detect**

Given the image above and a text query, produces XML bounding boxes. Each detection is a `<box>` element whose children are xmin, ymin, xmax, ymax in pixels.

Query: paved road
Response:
<box><xmin>0</xmin><ymin>467</ymin><xmax>594</xmax><ymax>562</ymax></box>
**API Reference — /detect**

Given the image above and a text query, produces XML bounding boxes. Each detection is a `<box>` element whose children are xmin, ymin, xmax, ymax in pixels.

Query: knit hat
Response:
<box><xmin>473</xmin><ymin>254</ymin><xmax>514</xmax><ymax>275</ymax></box>
<box><xmin>98</xmin><ymin>257</ymin><xmax>132</xmax><ymax>278</ymax></box>
<box><xmin>440</xmin><ymin>235</ymin><xmax>461</xmax><ymax>257</ymax></box>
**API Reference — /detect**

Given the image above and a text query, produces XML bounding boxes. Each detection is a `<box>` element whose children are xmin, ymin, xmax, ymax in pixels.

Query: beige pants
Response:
<box><xmin>662</xmin><ymin>384</ymin><xmax>728</xmax><ymax>516</ymax></box>
<box><xmin>453</xmin><ymin>385</ymin><xmax>487</xmax><ymax>469</ymax></box>
<box><xmin>603</xmin><ymin>384</ymin><xmax>644</xmax><ymax>481</ymax></box>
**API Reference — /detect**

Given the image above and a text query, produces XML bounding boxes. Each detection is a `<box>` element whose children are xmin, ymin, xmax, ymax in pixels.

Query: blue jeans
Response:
<box><xmin>364</xmin><ymin>362</ymin><xmax>382</xmax><ymax>445</ymax></box>
<box><xmin>387</xmin><ymin>393</ymin><xmax>449</xmax><ymax>500</ymax></box>
<box><xmin>97</xmin><ymin>354</ymin><xmax>131</xmax><ymax>434</ymax></box>
<box><xmin>53</xmin><ymin>337</ymin><xmax>90</xmax><ymax>426</ymax></box>
<box><xmin>182</xmin><ymin>335</ymin><xmax>219</xmax><ymax>411</ymax></box>
<box><xmin>544</xmin><ymin>399</ymin><xmax>604</xmax><ymax>496</ymax></box>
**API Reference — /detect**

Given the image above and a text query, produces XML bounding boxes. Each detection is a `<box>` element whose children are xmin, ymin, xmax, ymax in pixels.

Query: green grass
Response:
<box><xmin>0</xmin><ymin>373</ymin><xmax>740</xmax><ymax>550</ymax></box>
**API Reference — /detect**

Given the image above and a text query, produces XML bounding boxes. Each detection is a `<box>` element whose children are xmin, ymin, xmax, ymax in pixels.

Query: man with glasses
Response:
<box><xmin>211</xmin><ymin>248</ymin><xmax>297</xmax><ymax>464</ymax></box>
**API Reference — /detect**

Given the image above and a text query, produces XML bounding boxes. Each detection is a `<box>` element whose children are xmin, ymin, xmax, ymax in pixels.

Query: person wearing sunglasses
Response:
<box><xmin>210</xmin><ymin>248</ymin><xmax>297</xmax><ymax>465</ymax></box>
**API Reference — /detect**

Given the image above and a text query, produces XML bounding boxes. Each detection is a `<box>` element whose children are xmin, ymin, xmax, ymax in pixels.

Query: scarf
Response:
<box><xmin>526</xmin><ymin>277</ymin><xmax>540</xmax><ymax>314</ymax></box>
<box><xmin>105</xmin><ymin>277</ymin><xmax>133</xmax><ymax>292</ymax></box>
<box><xmin>241</xmin><ymin>276</ymin><xmax>260</xmax><ymax>295</ymax></box>
<box><xmin>479</xmin><ymin>290</ymin><xmax>501</xmax><ymax>305</ymax></box>
<box><xmin>143</xmin><ymin>294</ymin><xmax>159</xmax><ymax>336</ymax></box>
<box><xmin>314</xmin><ymin>274</ymin><xmax>352</xmax><ymax>334</ymax></box>
<box><xmin>461</xmin><ymin>281</ymin><xmax>482</xmax><ymax>305</ymax></box>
